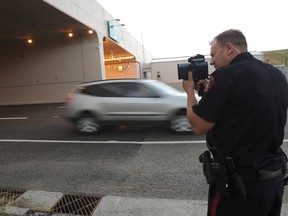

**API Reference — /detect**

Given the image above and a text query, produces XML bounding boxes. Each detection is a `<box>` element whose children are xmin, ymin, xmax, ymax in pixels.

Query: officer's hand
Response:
<box><xmin>195</xmin><ymin>79</ymin><xmax>208</xmax><ymax>92</ymax></box>
<box><xmin>182</xmin><ymin>71</ymin><xmax>195</xmax><ymax>95</ymax></box>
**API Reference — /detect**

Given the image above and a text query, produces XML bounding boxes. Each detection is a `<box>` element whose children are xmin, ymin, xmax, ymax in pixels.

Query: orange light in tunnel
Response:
<box><xmin>104</xmin><ymin>56</ymin><xmax>135</xmax><ymax>62</ymax></box>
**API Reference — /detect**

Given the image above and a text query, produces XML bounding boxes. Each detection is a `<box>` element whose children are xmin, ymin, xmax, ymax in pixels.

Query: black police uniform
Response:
<box><xmin>193</xmin><ymin>52</ymin><xmax>288</xmax><ymax>216</ymax></box>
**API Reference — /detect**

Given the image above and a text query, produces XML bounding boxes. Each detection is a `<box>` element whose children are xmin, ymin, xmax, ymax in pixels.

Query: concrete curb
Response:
<box><xmin>93</xmin><ymin>196</ymin><xmax>207</xmax><ymax>216</ymax></box>
<box><xmin>2</xmin><ymin>190</ymin><xmax>288</xmax><ymax>216</ymax></box>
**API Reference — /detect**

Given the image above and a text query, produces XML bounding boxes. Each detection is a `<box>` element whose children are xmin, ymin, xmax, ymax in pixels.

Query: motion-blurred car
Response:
<box><xmin>64</xmin><ymin>79</ymin><xmax>200</xmax><ymax>134</ymax></box>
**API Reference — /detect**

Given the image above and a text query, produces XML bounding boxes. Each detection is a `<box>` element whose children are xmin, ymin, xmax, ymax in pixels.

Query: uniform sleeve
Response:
<box><xmin>193</xmin><ymin>71</ymin><xmax>232</xmax><ymax>123</ymax></box>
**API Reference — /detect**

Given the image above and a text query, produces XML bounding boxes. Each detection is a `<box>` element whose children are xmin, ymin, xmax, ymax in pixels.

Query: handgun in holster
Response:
<box><xmin>200</xmin><ymin>131</ymin><xmax>247</xmax><ymax>198</ymax></box>
<box><xmin>199</xmin><ymin>150</ymin><xmax>231</xmax><ymax>197</ymax></box>
<box><xmin>199</xmin><ymin>151</ymin><xmax>213</xmax><ymax>184</ymax></box>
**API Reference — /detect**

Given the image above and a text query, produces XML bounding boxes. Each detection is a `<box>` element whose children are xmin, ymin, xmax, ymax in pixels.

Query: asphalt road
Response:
<box><xmin>0</xmin><ymin>104</ymin><xmax>287</xmax><ymax>202</ymax></box>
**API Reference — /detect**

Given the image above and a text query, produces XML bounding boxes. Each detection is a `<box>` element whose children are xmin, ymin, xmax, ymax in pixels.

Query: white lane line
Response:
<box><xmin>0</xmin><ymin>117</ymin><xmax>28</xmax><ymax>120</ymax></box>
<box><xmin>0</xmin><ymin>139</ymin><xmax>287</xmax><ymax>144</ymax></box>
<box><xmin>0</xmin><ymin>139</ymin><xmax>206</xmax><ymax>144</ymax></box>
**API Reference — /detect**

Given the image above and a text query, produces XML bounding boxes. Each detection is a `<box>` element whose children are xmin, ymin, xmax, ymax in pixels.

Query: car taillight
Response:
<box><xmin>64</xmin><ymin>93</ymin><xmax>76</xmax><ymax>103</ymax></box>
<box><xmin>64</xmin><ymin>97</ymin><xmax>75</xmax><ymax>103</ymax></box>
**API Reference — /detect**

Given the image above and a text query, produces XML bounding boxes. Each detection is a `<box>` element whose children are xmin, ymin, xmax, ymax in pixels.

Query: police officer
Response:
<box><xmin>182</xmin><ymin>29</ymin><xmax>288</xmax><ymax>216</ymax></box>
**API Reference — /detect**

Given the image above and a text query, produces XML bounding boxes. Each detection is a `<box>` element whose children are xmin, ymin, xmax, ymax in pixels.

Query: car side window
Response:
<box><xmin>122</xmin><ymin>83</ymin><xmax>159</xmax><ymax>98</ymax></box>
<box><xmin>80</xmin><ymin>84</ymin><xmax>121</xmax><ymax>97</ymax></box>
<box><xmin>100</xmin><ymin>83</ymin><xmax>126</xmax><ymax>97</ymax></box>
<box><xmin>80</xmin><ymin>82</ymin><xmax>159</xmax><ymax>98</ymax></box>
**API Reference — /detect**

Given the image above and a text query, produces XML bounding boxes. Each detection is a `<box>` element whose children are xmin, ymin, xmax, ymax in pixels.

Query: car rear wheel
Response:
<box><xmin>76</xmin><ymin>114</ymin><xmax>100</xmax><ymax>134</ymax></box>
<box><xmin>170</xmin><ymin>115</ymin><xmax>192</xmax><ymax>133</ymax></box>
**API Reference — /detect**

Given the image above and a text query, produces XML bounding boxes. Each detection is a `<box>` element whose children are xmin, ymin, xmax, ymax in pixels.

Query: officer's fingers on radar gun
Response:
<box><xmin>182</xmin><ymin>71</ymin><xmax>195</xmax><ymax>93</ymax></box>
<box><xmin>197</xmin><ymin>79</ymin><xmax>207</xmax><ymax>88</ymax></box>
<box><xmin>196</xmin><ymin>79</ymin><xmax>208</xmax><ymax>92</ymax></box>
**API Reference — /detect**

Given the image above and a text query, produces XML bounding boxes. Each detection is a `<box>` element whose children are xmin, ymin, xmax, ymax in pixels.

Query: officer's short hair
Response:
<box><xmin>210</xmin><ymin>29</ymin><xmax>248</xmax><ymax>52</ymax></box>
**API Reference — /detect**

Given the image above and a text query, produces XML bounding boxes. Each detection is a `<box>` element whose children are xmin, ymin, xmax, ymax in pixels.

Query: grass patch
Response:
<box><xmin>262</xmin><ymin>49</ymin><xmax>288</xmax><ymax>65</ymax></box>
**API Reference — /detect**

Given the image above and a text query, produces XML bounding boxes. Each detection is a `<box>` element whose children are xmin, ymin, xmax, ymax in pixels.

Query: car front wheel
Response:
<box><xmin>170</xmin><ymin>115</ymin><xmax>192</xmax><ymax>134</ymax></box>
<box><xmin>76</xmin><ymin>114</ymin><xmax>100</xmax><ymax>134</ymax></box>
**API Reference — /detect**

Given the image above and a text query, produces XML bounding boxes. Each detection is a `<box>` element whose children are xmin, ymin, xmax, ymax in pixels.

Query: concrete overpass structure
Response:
<box><xmin>0</xmin><ymin>0</ymin><xmax>153</xmax><ymax>105</ymax></box>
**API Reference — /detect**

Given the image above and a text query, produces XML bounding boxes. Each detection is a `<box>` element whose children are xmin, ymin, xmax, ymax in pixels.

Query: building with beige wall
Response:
<box><xmin>0</xmin><ymin>0</ymin><xmax>152</xmax><ymax>105</ymax></box>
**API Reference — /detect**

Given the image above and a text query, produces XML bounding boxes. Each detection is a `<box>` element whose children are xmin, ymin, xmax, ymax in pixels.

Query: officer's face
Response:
<box><xmin>210</xmin><ymin>41</ymin><xmax>230</xmax><ymax>69</ymax></box>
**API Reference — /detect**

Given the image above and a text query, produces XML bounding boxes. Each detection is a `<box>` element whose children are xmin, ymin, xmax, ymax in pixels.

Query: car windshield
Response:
<box><xmin>146</xmin><ymin>80</ymin><xmax>181</xmax><ymax>95</ymax></box>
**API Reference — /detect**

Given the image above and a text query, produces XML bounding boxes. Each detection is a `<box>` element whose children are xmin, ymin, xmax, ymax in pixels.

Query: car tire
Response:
<box><xmin>170</xmin><ymin>115</ymin><xmax>192</xmax><ymax>134</ymax></box>
<box><xmin>76</xmin><ymin>113</ymin><xmax>100</xmax><ymax>134</ymax></box>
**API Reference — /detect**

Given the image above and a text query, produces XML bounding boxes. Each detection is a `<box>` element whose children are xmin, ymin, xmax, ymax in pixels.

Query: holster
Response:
<box><xmin>201</xmin><ymin>132</ymin><xmax>247</xmax><ymax>199</ymax></box>
<box><xmin>199</xmin><ymin>151</ymin><xmax>231</xmax><ymax>197</ymax></box>
<box><xmin>199</xmin><ymin>152</ymin><xmax>247</xmax><ymax>199</ymax></box>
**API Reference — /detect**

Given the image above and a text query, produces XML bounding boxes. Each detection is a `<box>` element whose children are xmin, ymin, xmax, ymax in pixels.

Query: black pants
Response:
<box><xmin>207</xmin><ymin>175</ymin><xmax>284</xmax><ymax>216</ymax></box>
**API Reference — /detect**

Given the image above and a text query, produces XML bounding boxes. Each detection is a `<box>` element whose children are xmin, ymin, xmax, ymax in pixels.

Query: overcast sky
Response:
<box><xmin>96</xmin><ymin>0</ymin><xmax>287</xmax><ymax>58</ymax></box>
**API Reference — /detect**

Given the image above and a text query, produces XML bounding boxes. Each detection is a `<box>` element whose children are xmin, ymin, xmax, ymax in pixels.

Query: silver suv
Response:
<box><xmin>64</xmin><ymin>79</ymin><xmax>199</xmax><ymax>134</ymax></box>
